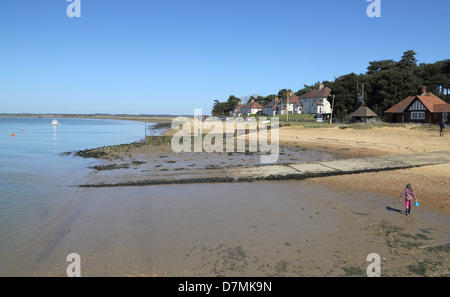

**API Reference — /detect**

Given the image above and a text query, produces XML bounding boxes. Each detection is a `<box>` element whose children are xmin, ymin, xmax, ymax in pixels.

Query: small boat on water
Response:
<box><xmin>52</xmin><ymin>119</ymin><xmax>61</xmax><ymax>126</ymax></box>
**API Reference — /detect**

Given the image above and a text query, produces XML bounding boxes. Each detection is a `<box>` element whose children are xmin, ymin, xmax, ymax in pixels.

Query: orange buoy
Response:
<box><xmin>11</xmin><ymin>133</ymin><xmax>15</xmax><ymax>136</ymax></box>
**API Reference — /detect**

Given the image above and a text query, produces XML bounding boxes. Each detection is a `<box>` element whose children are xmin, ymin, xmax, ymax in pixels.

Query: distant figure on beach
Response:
<box><xmin>440</xmin><ymin>120</ymin><xmax>445</xmax><ymax>137</ymax></box>
<box><xmin>399</xmin><ymin>184</ymin><xmax>419</xmax><ymax>216</ymax></box>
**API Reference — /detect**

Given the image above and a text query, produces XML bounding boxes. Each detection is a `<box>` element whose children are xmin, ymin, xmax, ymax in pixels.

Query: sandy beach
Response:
<box><xmin>24</xmin><ymin>122</ymin><xmax>449</xmax><ymax>277</ymax></box>
<box><xmin>276</xmin><ymin>124</ymin><xmax>450</xmax><ymax>214</ymax></box>
<box><xmin>81</xmin><ymin>122</ymin><xmax>450</xmax><ymax>214</ymax></box>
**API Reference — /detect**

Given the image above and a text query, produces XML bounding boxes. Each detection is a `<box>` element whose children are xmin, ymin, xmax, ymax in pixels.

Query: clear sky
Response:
<box><xmin>1</xmin><ymin>0</ymin><xmax>449</xmax><ymax>115</ymax></box>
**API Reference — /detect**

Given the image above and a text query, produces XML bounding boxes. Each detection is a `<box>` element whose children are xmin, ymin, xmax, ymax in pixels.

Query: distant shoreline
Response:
<box><xmin>0</xmin><ymin>113</ymin><xmax>179</xmax><ymax>124</ymax></box>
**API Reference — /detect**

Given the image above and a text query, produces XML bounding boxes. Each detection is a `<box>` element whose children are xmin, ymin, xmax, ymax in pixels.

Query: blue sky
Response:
<box><xmin>0</xmin><ymin>0</ymin><xmax>449</xmax><ymax>115</ymax></box>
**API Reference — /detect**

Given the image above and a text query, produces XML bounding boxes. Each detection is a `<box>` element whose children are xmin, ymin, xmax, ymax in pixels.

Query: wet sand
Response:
<box><xmin>278</xmin><ymin>125</ymin><xmax>450</xmax><ymax>215</ymax></box>
<box><xmin>28</xmin><ymin>181</ymin><xmax>449</xmax><ymax>277</ymax></box>
<box><xmin>80</xmin><ymin>142</ymin><xmax>341</xmax><ymax>187</ymax></box>
<box><xmin>22</xmin><ymin>124</ymin><xmax>450</xmax><ymax>277</ymax></box>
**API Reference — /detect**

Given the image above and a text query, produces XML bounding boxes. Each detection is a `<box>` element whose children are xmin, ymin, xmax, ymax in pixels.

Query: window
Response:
<box><xmin>411</xmin><ymin>112</ymin><xmax>425</xmax><ymax>120</ymax></box>
<box><xmin>443</xmin><ymin>113</ymin><xmax>448</xmax><ymax>122</ymax></box>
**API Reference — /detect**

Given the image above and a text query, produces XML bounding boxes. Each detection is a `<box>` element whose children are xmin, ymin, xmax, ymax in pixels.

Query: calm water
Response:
<box><xmin>0</xmin><ymin>117</ymin><xmax>149</xmax><ymax>275</ymax></box>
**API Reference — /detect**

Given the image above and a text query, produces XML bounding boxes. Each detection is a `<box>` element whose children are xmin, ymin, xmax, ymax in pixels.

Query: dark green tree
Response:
<box><xmin>256</xmin><ymin>94</ymin><xmax>277</xmax><ymax>107</ymax></box>
<box><xmin>329</xmin><ymin>73</ymin><xmax>368</xmax><ymax>118</ymax></box>
<box><xmin>277</xmin><ymin>89</ymin><xmax>293</xmax><ymax>99</ymax></box>
<box><xmin>211</xmin><ymin>95</ymin><xmax>241</xmax><ymax>116</ymax></box>
<box><xmin>398</xmin><ymin>50</ymin><xmax>418</xmax><ymax>69</ymax></box>
<box><xmin>417</xmin><ymin>59</ymin><xmax>450</xmax><ymax>102</ymax></box>
<box><xmin>366</xmin><ymin>59</ymin><xmax>397</xmax><ymax>75</ymax></box>
<box><xmin>295</xmin><ymin>85</ymin><xmax>315</xmax><ymax>97</ymax></box>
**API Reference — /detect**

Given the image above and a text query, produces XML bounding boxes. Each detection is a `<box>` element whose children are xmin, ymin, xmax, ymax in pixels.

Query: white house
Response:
<box><xmin>239</xmin><ymin>100</ymin><xmax>263</xmax><ymax>116</ymax></box>
<box><xmin>263</xmin><ymin>95</ymin><xmax>303</xmax><ymax>116</ymax></box>
<box><xmin>230</xmin><ymin>105</ymin><xmax>242</xmax><ymax>117</ymax></box>
<box><xmin>280</xmin><ymin>94</ymin><xmax>302</xmax><ymax>114</ymax></box>
<box><xmin>298</xmin><ymin>84</ymin><xmax>332</xmax><ymax>115</ymax></box>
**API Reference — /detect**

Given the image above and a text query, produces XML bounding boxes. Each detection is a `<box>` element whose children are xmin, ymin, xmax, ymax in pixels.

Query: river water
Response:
<box><xmin>0</xmin><ymin>117</ymin><xmax>147</xmax><ymax>276</ymax></box>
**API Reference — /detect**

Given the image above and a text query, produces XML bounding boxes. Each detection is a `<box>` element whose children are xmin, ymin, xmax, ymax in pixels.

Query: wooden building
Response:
<box><xmin>350</xmin><ymin>106</ymin><xmax>379</xmax><ymax>123</ymax></box>
<box><xmin>385</xmin><ymin>87</ymin><xmax>449</xmax><ymax>124</ymax></box>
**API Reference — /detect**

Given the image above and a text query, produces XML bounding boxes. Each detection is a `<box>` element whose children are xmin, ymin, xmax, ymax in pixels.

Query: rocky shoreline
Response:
<box><xmin>70</xmin><ymin>141</ymin><xmax>147</xmax><ymax>159</ymax></box>
<box><xmin>67</xmin><ymin>135</ymin><xmax>344</xmax><ymax>188</ymax></box>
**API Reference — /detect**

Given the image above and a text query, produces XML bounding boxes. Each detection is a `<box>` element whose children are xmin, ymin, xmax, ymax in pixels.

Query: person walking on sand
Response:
<box><xmin>440</xmin><ymin>120</ymin><xmax>445</xmax><ymax>137</ymax></box>
<box><xmin>399</xmin><ymin>184</ymin><xmax>419</xmax><ymax>216</ymax></box>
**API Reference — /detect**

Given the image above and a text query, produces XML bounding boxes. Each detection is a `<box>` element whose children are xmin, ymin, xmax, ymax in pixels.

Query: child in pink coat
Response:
<box><xmin>399</xmin><ymin>184</ymin><xmax>419</xmax><ymax>216</ymax></box>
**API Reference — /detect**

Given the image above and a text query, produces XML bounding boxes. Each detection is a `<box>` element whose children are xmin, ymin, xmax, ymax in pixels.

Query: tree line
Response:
<box><xmin>211</xmin><ymin>50</ymin><xmax>450</xmax><ymax>119</ymax></box>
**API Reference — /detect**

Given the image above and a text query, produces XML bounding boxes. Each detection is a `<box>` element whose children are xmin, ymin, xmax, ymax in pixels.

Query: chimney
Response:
<box><xmin>418</xmin><ymin>85</ymin><xmax>427</xmax><ymax>96</ymax></box>
<box><xmin>318</xmin><ymin>83</ymin><xmax>324</xmax><ymax>90</ymax></box>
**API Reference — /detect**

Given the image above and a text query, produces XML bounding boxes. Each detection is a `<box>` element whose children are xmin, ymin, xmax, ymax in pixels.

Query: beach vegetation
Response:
<box><xmin>406</xmin><ymin>260</ymin><xmax>444</xmax><ymax>277</ymax></box>
<box><xmin>145</xmin><ymin>135</ymin><xmax>172</xmax><ymax>146</ymax></box>
<box><xmin>410</xmin><ymin>124</ymin><xmax>441</xmax><ymax>132</ymax></box>
<box><xmin>342</xmin><ymin>266</ymin><xmax>365</xmax><ymax>277</ymax></box>
<box><xmin>274</xmin><ymin>260</ymin><xmax>289</xmax><ymax>273</ymax></box>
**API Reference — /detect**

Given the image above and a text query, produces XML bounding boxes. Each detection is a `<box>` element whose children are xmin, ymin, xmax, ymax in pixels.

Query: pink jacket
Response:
<box><xmin>400</xmin><ymin>188</ymin><xmax>417</xmax><ymax>203</ymax></box>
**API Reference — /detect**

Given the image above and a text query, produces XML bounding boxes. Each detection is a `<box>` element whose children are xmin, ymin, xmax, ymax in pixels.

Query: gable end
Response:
<box><xmin>407</xmin><ymin>98</ymin><xmax>427</xmax><ymax>111</ymax></box>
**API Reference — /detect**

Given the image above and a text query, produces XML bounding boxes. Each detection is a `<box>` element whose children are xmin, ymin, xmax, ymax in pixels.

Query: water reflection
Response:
<box><xmin>53</xmin><ymin>125</ymin><xmax>57</xmax><ymax>151</ymax></box>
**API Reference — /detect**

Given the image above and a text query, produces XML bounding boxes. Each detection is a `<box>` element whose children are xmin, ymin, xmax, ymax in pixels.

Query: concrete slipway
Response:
<box><xmin>81</xmin><ymin>150</ymin><xmax>450</xmax><ymax>187</ymax></box>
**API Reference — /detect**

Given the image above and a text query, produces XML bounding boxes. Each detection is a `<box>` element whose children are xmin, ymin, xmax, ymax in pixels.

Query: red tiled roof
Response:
<box><xmin>239</xmin><ymin>101</ymin><xmax>263</xmax><ymax>110</ymax></box>
<box><xmin>417</xmin><ymin>93</ymin><xmax>447</xmax><ymax>112</ymax></box>
<box><xmin>385</xmin><ymin>93</ymin><xmax>448</xmax><ymax>114</ymax></box>
<box><xmin>281</xmin><ymin>95</ymin><xmax>301</xmax><ymax>105</ymax></box>
<box><xmin>434</xmin><ymin>104</ymin><xmax>450</xmax><ymax>113</ymax></box>
<box><xmin>385</xmin><ymin>96</ymin><xmax>415</xmax><ymax>113</ymax></box>
<box><xmin>299</xmin><ymin>87</ymin><xmax>332</xmax><ymax>99</ymax></box>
